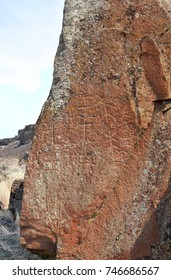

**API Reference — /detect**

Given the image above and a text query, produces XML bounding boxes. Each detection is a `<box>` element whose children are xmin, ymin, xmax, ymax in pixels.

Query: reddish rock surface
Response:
<box><xmin>20</xmin><ymin>0</ymin><xmax>171</xmax><ymax>259</ymax></box>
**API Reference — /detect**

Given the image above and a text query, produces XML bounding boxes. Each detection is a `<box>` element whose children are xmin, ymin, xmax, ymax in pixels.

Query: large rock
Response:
<box><xmin>8</xmin><ymin>179</ymin><xmax>24</xmax><ymax>214</ymax></box>
<box><xmin>20</xmin><ymin>0</ymin><xmax>171</xmax><ymax>259</ymax></box>
<box><xmin>18</xmin><ymin>125</ymin><xmax>35</xmax><ymax>146</ymax></box>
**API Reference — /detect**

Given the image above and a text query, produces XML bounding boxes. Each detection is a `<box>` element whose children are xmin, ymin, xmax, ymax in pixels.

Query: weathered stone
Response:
<box><xmin>0</xmin><ymin>137</ymin><xmax>17</xmax><ymax>146</ymax></box>
<box><xmin>8</xmin><ymin>179</ymin><xmax>24</xmax><ymax>214</ymax></box>
<box><xmin>18</xmin><ymin>125</ymin><xmax>35</xmax><ymax>146</ymax></box>
<box><xmin>20</xmin><ymin>0</ymin><xmax>171</xmax><ymax>259</ymax></box>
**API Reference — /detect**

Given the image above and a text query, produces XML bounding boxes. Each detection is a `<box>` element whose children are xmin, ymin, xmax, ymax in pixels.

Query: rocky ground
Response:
<box><xmin>0</xmin><ymin>125</ymin><xmax>40</xmax><ymax>259</ymax></box>
<box><xmin>0</xmin><ymin>209</ymin><xmax>39</xmax><ymax>260</ymax></box>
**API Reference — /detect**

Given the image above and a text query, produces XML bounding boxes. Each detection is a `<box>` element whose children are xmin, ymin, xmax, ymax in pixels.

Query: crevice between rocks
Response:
<box><xmin>160</xmin><ymin>26</ymin><xmax>171</xmax><ymax>37</ymax></box>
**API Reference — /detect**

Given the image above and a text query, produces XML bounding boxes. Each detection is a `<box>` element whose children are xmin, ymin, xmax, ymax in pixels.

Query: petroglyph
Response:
<box><xmin>21</xmin><ymin>0</ymin><xmax>171</xmax><ymax>260</ymax></box>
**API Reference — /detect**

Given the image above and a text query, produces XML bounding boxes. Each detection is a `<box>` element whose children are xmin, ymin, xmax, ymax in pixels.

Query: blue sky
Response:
<box><xmin>0</xmin><ymin>0</ymin><xmax>65</xmax><ymax>138</ymax></box>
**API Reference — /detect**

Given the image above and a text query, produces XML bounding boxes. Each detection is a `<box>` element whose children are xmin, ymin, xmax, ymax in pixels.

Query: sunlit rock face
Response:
<box><xmin>20</xmin><ymin>0</ymin><xmax>171</xmax><ymax>259</ymax></box>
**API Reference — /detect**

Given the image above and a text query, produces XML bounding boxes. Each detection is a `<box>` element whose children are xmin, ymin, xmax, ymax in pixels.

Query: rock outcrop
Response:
<box><xmin>8</xmin><ymin>180</ymin><xmax>24</xmax><ymax>214</ymax></box>
<box><xmin>0</xmin><ymin>125</ymin><xmax>34</xmax><ymax>208</ymax></box>
<box><xmin>18</xmin><ymin>125</ymin><xmax>35</xmax><ymax>146</ymax></box>
<box><xmin>20</xmin><ymin>0</ymin><xmax>171</xmax><ymax>259</ymax></box>
<box><xmin>0</xmin><ymin>125</ymin><xmax>34</xmax><ymax>147</ymax></box>
<box><xmin>0</xmin><ymin>137</ymin><xmax>18</xmax><ymax>147</ymax></box>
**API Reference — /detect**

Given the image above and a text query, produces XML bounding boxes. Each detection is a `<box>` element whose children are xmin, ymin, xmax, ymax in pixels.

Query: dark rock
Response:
<box><xmin>17</xmin><ymin>125</ymin><xmax>35</xmax><ymax>146</ymax></box>
<box><xmin>8</xmin><ymin>180</ymin><xmax>24</xmax><ymax>214</ymax></box>
<box><xmin>0</xmin><ymin>201</ymin><xmax>4</xmax><ymax>210</ymax></box>
<box><xmin>0</xmin><ymin>137</ymin><xmax>17</xmax><ymax>146</ymax></box>
<box><xmin>0</xmin><ymin>124</ymin><xmax>34</xmax><ymax>147</ymax></box>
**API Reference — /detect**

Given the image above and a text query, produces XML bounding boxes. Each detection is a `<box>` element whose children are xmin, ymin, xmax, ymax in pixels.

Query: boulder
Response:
<box><xmin>18</xmin><ymin>125</ymin><xmax>35</xmax><ymax>146</ymax></box>
<box><xmin>8</xmin><ymin>179</ymin><xmax>24</xmax><ymax>214</ymax></box>
<box><xmin>20</xmin><ymin>0</ymin><xmax>171</xmax><ymax>259</ymax></box>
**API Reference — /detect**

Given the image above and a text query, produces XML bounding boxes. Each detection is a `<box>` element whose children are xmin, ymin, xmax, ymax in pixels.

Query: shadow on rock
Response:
<box><xmin>131</xmin><ymin>175</ymin><xmax>171</xmax><ymax>259</ymax></box>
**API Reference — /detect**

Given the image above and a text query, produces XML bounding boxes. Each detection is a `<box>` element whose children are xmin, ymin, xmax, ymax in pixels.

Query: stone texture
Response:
<box><xmin>20</xmin><ymin>0</ymin><xmax>171</xmax><ymax>259</ymax></box>
<box><xmin>0</xmin><ymin>208</ymin><xmax>40</xmax><ymax>260</ymax></box>
<box><xmin>8</xmin><ymin>179</ymin><xmax>24</xmax><ymax>214</ymax></box>
<box><xmin>18</xmin><ymin>125</ymin><xmax>35</xmax><ymax>146</ymax></box>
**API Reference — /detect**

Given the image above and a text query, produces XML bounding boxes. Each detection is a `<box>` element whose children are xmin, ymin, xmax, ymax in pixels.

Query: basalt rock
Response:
<box><xmin>8</xmin><ymin>180</ymin><xmax>24</xmax><ymax>214</ymax></box>
<box><xmin>17</xmin><ymin>125</ymin><xmax>35</xmax><ymax>146</ymax></box>
<box><xmin>0</xmin><ymin>137</ymin><xmax>17</xmax><ymax>147</ymax></box>
<box><xmin>20</xmin><ymin>0</ymin><xmax>171</xmax><ymax>259</ymax></box>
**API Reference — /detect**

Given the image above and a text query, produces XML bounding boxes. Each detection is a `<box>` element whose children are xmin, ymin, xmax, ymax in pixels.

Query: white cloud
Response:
<box><xmin>0</xmin><ymin>0</ymin><xmax>65</xmax><ymax>93</ymax></box>
<box><xmin>0</xmin><ymin>52</ymin><xmax>41</xmax><ymax>92</ymax></box>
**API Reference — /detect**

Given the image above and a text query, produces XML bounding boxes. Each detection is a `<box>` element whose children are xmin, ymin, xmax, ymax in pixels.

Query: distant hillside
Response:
<box><xmin>0</xmin><ymin>125</ymin><xmax>34</xmax><ymax>208</ymax></box>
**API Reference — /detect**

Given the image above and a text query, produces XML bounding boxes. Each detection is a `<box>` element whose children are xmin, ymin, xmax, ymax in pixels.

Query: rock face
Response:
<box><xmin>20</xmin><ymin>0</ymin><xmax>171</xmax><ymax>259</ymax></box>
<box><xmin>8</xmin><ymin>180</ymin><xmax>24</xmax><ymax>214</ymax></box>
<box><xmin>18</xmin><ymin>125</ymin><xmax>35</xmax><ymax>146</ymax></box>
